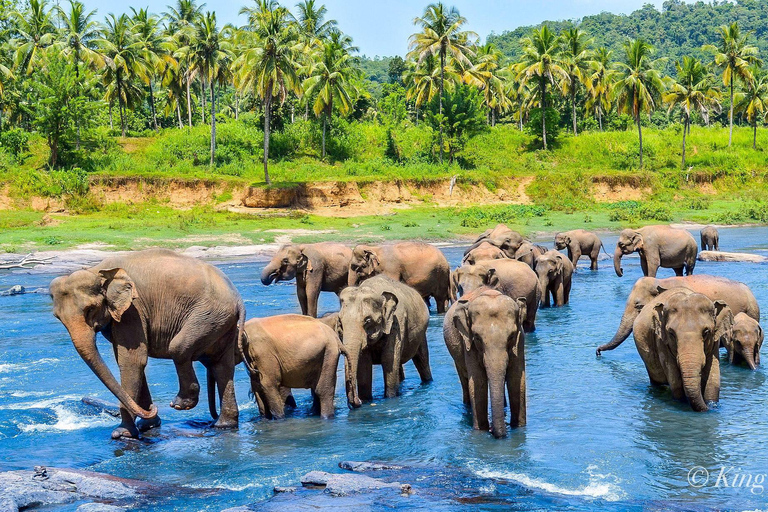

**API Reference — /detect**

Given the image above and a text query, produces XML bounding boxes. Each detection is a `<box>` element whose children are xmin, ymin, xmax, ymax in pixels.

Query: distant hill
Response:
<box><xmin>487</xmin><ymin>0</ymin><xmax>768</xmax><ymax>69</ymax></box>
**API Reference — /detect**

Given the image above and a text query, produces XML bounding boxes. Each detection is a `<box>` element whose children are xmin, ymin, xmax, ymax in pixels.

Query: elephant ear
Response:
<box><xmin>452</xmin><ymin>301</ymin><xmax>473</xmax><ymax>352</ymax></box>
<box><xmin>632</xmin><ymin>232</ymin><xmax>644</xmax><ymax>250</ymax></box>
<box><xmin>98</xmin><ymin>268</ymin><xmax>138</xmax><ymax>322</ymax></box>
<box><xmin>381</xmin><ymin>291</ymin><xmax>399</xmax><ymax>336</ymax></box>
<box><xmin>757</xmin><ymin>324</ymin><xmax>763</xmax><ymax>365</ymax></box>
<box><xmin>655</xmin><ymin>285</ymin><xmax>668</xmax><ymax>296</ymax></box>
<box><xmin>555</xmin><ymin>254</ymin><xmax>564</xmax><ymax>272</ymax></box>
<box><xmin>713</xmin><ymin>301</ymin><xmax>734</xmax><ymax>355</ymax></box>
<box><xmin>298</xmin><ymin>250</ymin><xmax>313</xmax><ymax>274</ymax></box>
<box><xmin>473</xmin><ymin>228</ymin><xmax>493</xmax><ymax>244</ymax></box>
<box><xmin>485</xmin><ymin>268</ymin><xmax>500</xmax><ymax>288</ymax></box>
<box><xmin>364</xmin><ymin>249</ymin><xmax>380</xmax><ymax>271</ymax></box>
<box><xmin>652</xmin><ymin>303</ymin><xmax>666</xmax><ymax>345</ymax></box>
<box><xmin>451</xmin><ymin>269</ymin><xmax>461</xmax><ymax>297</ymax></box>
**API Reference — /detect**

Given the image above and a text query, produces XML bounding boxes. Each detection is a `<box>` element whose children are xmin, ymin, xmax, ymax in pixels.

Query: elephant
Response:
<box><xmin>535</xmin><ymin>250</ymin><xmax>574</xmax><ymax>308</ymax></box>
<box><xmin>240</xmin><ymin>314</ymin><xmax>345</xmax><ymax>419</ymax></box>
<box><xmin>462</xmin><ymin>242</ymin><xmax>507</xmax><ymax>265</ymax></box>
<box><xmin>632</xmin><ymin>288</ymin><xmax>732</xmax><ymax>412</ymax></box>
<box><xmin>348</xmin><ymin>242</ymin><xmax>452</xmax><ymax>313</ymax></box>
<box><xmin>555</xmin><ymin>229</ymin><xmax>605</xmax><ymax>270</ymax></box>
<box><xmin>614</xmin><ymin>225</ymin><xmax>698</xmax><ymax>278</ymax></box>
<box><xmin>700</xmin><ymin>226</ymin><xmax>720</xmax><ymax>251</ymax></box>
<box><xmin>513</xmin><ymin>242</ymin><xmax>547</xmax><ymax>270</ymax></box>
<box><xmin>261</xmin><ymin>243</ymin><xmax>352</xmax><ymax>318</ymax></box>
<box><xmin>337</xmin><ymin>275</ymin><xmax>432</xmax><ymax>408</ymax></box>
<box><xmin>452</xmin><ymin>259</ymin><xmax>539</xmax><ymax>332</ymax></box>
<box><xmin>49</xmin><ymin>249</ymin><xmax>244</xmax><ymax>439</ymax></box>
<box><xmin>724</xmin><ymin>313</ymin><xmax>763</xmax><ymax>370</ymax></box>
<box><xmin>596</xmin><ymin>275</ymin><xmax>759</xmax><ymax>356</ymax></box>
<box><xmin>463</xmin><ymin>224</ymin><xmax>525</xmax><ymax>259</ymax></box>
<box><xmin>443</xmin><ymin>288</ymin><xmax>527</xmax><ymax>438</ymax></box>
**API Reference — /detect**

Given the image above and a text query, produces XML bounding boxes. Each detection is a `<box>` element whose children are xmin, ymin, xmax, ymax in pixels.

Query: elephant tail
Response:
<box><xmin>207</xmin><ymin>366</ymin><xmax>218</xmax><ymax>421</ymax></box>
<box><xmin>600</xmin><ymin>242</ymin><xmax>610</xmax><ymax>256</ymax></box>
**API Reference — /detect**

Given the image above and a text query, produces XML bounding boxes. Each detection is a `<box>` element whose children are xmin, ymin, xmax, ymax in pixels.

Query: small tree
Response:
<box><xmin>425</xmin><ymin>84</ymin><xmax>485</xmax><ymax>162</ymax></box>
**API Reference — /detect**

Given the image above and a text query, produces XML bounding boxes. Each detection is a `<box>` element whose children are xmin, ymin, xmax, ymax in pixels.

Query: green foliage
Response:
<box><xmin>525</xmin><ymin>107</ymin><xmax>561</xmax><ymax>146</ymax></box>
<box><xmin>460</xmin><ymin>204</ymin><xmax>546</xmax><ymax>228</ymax></box>
<box><xmin>607</xmin><ymin>200</ymin><xmax>673</xmax><ymax>222</ymax></box>
<box><xmin>0</xmin><ymin>128</ymin><xmax>29</xmax><ymax>162</ymax></box>
<box><xmin>426</xmin><ymin>85</ymin><xmax>486</xmax><ymax>162</ymax></box>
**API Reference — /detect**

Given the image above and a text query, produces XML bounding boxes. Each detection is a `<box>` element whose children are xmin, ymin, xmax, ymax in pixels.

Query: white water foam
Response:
<box><xmin>475</xmin><ymin>465</ymin><xmax>625</xmax><ymax>502</ymax></box>
<box><xmin>0</xmin><ymin>358</ymin><xmax>60</xmax><ymax>374</ymax></box>
<box><xmin>18</xmin><ymin>404</ymin><xmax>116</xmax><ymax>433</ymax></box>
<box><xmin>0</xmin><ymin>394</ymin><xmax>82</xmax><ymax>410</ymax></box>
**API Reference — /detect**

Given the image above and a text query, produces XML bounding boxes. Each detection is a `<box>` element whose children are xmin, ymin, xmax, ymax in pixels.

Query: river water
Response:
<box><xmin>1</xmin><ymin>227</ymin><xmax>767</xmax><ymax>511</ymax></box>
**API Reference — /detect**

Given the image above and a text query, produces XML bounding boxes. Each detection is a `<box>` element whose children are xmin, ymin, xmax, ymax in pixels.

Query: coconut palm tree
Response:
<box><xmin>132</xmin><ymin>7</ymin><xmax>174</xmax><ymax>131</ymax></box>
<box><xmin>664</xmin><ymin>56</ymin><xmax>721</xmax><ymax>168</ymax></box>
<box><xmin>404</xmin><ymin>54</ymin><xmax>440</xmax><ymax>123</ymax></box>
<box><xmin>734</xmin><ymin>71</ymin><xmax>768</xmax><ymax>150</ymax></box>
<box><xmin>235</xmin><ymin>0</ymin><xmax>300</xmax><ymax>184</ymax></box>
<box><xmin>11</xmin><ymin>0</ymin><xmax>56</xmax><ymax>75</ymax></box>
<box><xmin>560</xmin><ymin>28</ymin><xmax>593</xmax><ymax>136</ymax></box>
<box><xmin>515</xmin><ymin>25</ymin><xmax>568</xmax><ymax>150</ymax></box>
<box><xmin>165</xmin><ymin>0</ymin><xmax>204</xmax><ymax>126</ymax></box>
<box><xmin>614</xmin><ymin>39</ymin><xmax>665</xmax><ymax>167</ymax></box>
<box><xmin>703</xmin><ymin>22</ymin><xmax>762</xmax><ymax>147</ymax></box>
<box><xmin>585</xmin><ymin>47</ymin><xmax>617</xmax><ymax>131</ymax></box>
<box><xmin>466</xmin><ymin>42</ymin><xmax>509</xmax><ymax>126</ymax></box>
<box><xmin>291</xmin><ymin>0</ymin><xmax>336</xmax><ymax>44</ymax></box>
<box><xmin>177</xmin><ymin>11</ymin><xmax>231</xmax><ymax>165</ymax></box>
<box><xmin>303</xmin><ymin>33</ymin><xmax>358</xmax><ymax>158</ymax></box>
<box><xmin>408</xmin><ymin>3</ymin><xmax>477</xmax><ymax>163</ymax></box>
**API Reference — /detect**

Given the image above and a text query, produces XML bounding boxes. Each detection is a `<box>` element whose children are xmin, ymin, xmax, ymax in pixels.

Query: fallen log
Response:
<box><xmin>698</xmin><ymin>250</ymin><xmax>768</xmax><ymax>263</ymax></box>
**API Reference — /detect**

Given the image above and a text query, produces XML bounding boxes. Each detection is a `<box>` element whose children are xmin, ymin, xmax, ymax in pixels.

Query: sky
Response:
<box><xmin>76</xmin><ymin>0</ymin><xmax>667</xmax><ymax>57</ymax></box>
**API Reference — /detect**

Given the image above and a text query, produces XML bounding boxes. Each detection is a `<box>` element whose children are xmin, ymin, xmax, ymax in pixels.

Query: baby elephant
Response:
<box><xmin>633</xmin><ymin>288</ymin><xmax>732</xmax><ymax>412</ymax></box>
<box><xmin>444</xmin><ymin>288</ymin><xmax>527</xmax><ymax>438</ymax></box>
<box><xmin>240</xmin><ymin>315</ymin><xmax>345</xmax><ymax>419</ymax></box>
<box><xmin>725</xmin><ymin>313</ymin><xmax>763</xmax><ymax>370</ymax></box>
<box><xmin>535</xmin><ymin>250</ymin><xmax>573</xmax><ymax>307</ymax></box>
<box><xmin>554</xmin><ymin>229</ymin><xmax>604</xmax><ymax>270</ymax></box>
<box><xmin>700</xmin><ymin>226</ymin><xmax>720</xmax><ymax>251</ymax></box>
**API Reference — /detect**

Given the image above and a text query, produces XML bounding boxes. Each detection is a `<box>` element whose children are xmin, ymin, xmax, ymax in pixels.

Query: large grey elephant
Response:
<box><xmin>463</xmin><ymin>224</ymin><xmax>525</xmax><ymax>259</ymax></box>
<box><xmin>50</xmin><ymin>249</ymin><xmax>244</xmax><ymax>439</ymax></box>
<box><xmin>348</xmin><ymin>242</ymin><xmax>452</xmax><ymax>313</ymax></box>
<box><xmin>535</xmin><ymin>250</ymin><xmax>573</xmax><ymax>307</ymax></box>
<box><xmin>614</xmin><ymin>225</ymin><xmax>697</xmax><ymax>278</ymax></box>
<box><xmin>513</xmin><ymin>242</ymin><xmax>547</xmax><ymax>270</ymax></box>
<box><xmin>462</xmin><ymin>242</ymin><xmax>507</xmax><ymax>265</ymax></box>
<box><xmin>261</xmin><ymin>242</ymin><xmax>352</xmax><ymax>318</ymax></box>
<box><xmin>700</xmin><ymin>226</ymin><xmax>720</xmax><ymax>251</ymax></box>
<box><xmin>555</xmin><ymin>229</ymin><xmax>605</xmax><ymax>270</ymax></box>
<box><xmin>725</xmin><ymin>313</ymin><xmax>763</xmax><ymax>370</ymax></box>
<box><xmin>337</xmin><ymin>275</ymin><xmax>432</xmax><ymax>407</ymax></box>
<box><xmin>452</xmin><ymin>259</ymin><xmax>539</xmax><ymax>332</ymax></box>
<box><xmin>597</xmin><ymin>275</ymin><xmax>759</xmax><ymax>356</ymax></box>
<box><xmin>632</xmin><ymin>288</ymin><xmax>732</xmax><ymax>412</ymax></box>
<box><xmin>240</xmin><ymin>314</ymin><xmax>345</xmax><ymax>419</ymax></box>
<box><xmin>444</xmin><ymin>288</ymin><xmax>527</xmax><ymax>438</ymax></box>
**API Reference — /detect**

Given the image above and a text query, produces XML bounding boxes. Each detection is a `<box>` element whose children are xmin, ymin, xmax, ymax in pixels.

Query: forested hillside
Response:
<box><xmin>487</xmin><ymin>0</ymin><xmax>768</xmax><ymax>70</ymax></box>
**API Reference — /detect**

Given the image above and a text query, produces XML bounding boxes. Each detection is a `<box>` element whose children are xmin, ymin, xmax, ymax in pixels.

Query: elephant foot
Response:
<box><xmin>170</xmin><ymin>394</ymin><xmax>198</xmax><ymax>410</ymax></box>
<box><xmin>136</xmin><ymin>416</ymin><xmax>162</xmax><ymax>433</ymax></box>
<box><xmin>347</xmin><ymin>397</ymin><xmax>362</xmax><ymax>409</ymax></box>
<box><xmin>211</xmin><ymin>417</ymin><xmax>239</xmax><ymax>429</ymax></box>
<box><xmin>111</xmin><ymin>424</ymin><xmax>140</xmax><ymax>440</ymax></box>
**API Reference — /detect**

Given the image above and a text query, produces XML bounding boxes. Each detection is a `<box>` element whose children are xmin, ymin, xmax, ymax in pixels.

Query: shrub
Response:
<box><xmin>460</xmin><ymin>204</ymin><xmax>546</xmax><ymax>228</ymax></box>
<box><xmin>0</xmin><ymin>128</ymin><xmax>29</xmax><ymax>162</ymax></box>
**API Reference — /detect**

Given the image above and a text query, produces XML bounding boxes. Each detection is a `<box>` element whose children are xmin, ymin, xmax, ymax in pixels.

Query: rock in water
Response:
<box><xmin>698</xmin><ymin>250</ymin><xmax>768</xmax><ymax>263</ymax></box>
<box><xmin>338</xmin><ymin>461</ymin><xmax>403</xmax><ymax>472</ymax></box>
<box><xmin>300</xmin><ymin>470</ymin><xmax>411</xmax><ymax>497</ymax></box>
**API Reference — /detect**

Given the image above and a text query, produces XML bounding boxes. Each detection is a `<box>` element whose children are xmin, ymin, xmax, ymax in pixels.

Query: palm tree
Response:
<box><xmin>303</xmin><ymin>34</ymin><xmax>358</xmax><ymax>158</ymax></box>
<box><xmin>704</xmin><ymin>22</ymin><xmax>762</xmax><ymax>147</ymax></box>
<box><xmin>585</xmin><ymin>47</ymin><xmax>617</xmax><ymax>131</ymax></box>
<box><xmin>409</xmin><ymin>3</ymin><xmax>477</xmax><ymax>163</ymax></box>
<box><xmin>614</xmin><ymin>39</ymin><xmax>665</xmax><ymax>167</ymax></box>
<box><xmin>132</xmin><ymin>7</ymin><xmax>174</xmax><ymax>131</ymax></box>
<box><xmin>734</xmin><ymin>71</ymin><xmax>768</xmax><ymax>150</ymax></box>
<box><xmin>291</xmin><ymin>0</ymin><xmax>336</xmax><ymax>44</ymax></box>
<box><xmin>177</xmin><ymin>12</ymin><xmax>231</xmax><ymax>165</ymax></box>
<box><xmin>467</xmin><ymin>42</ymin><xmax>509</xmax><ymax>126</ymax></box>
<box><xmin>404</xmin><ymin>54</ymin><xmax>440</xmax><ymax>123</ymax></box>
<box><xmin>236</xmin><ymin>0</ymin><xmax>300</xmax><ymax>184</ymax></box>
<box><xmin>664</xmin><ymin>56</ymin><xmax>721</xmax><ymax>168</ymax></box>
<box><xmin>560</xmin><ymin>28</ymin><xmax>593</xmax><ymax>136</ymax></box>
<box><xmin>0</xmin><ymin>61</ymin><xmax>12</xmax><ymax>131</ymax></box>
<box><xmin>515</xmin><ymin>25</ymin><xmax>568</xmax><ymax>150</ymax></box>
<box><xmin>165</xmin><ymin>0</ymin><xmax>205</xmax><ymax>126</ymax></box>
<box><xmin>99</xmin><ymin>13</ymin><xmax>146</xmax><ymax>137</ymax></box>
<box><xmin>11</xmin><ymin>0</ymin><xmax>56</xmax><ymax>75</ymax></box>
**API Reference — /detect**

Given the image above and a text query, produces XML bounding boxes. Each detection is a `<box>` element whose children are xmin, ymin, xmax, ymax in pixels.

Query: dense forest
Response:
<box><xmin>0</xmin><ymin>0</ymin><xmax>766</xmax><ymax>186</ymax></box>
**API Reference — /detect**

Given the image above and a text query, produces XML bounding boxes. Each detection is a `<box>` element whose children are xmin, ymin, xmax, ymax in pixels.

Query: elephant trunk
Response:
<box><xmin>537</xmin><ymin>274</ymin><xmax>548</xmax><ymax>308</ymax></box>
<box><xmin>343</xmin><ymin>346</ymin><xmax>362</xmax><ymax>408</ymax></box>
<box><xmin>260</xmin><ymin>263</ymin><xmax>279</xmax><ymax>285</ymax></box>
<box><xmin>347</xmin><ymin>270</ymin><xmax>359</xmax><ymax>288</ymax></box>
<box><xmin>743</xmin><ymin>350</ymin><xmax>758</xmax><ymax>371</ymax></box>
<box><xmin>596</xmin><ymin>306</ymin><xmax>636</xmax><ymax>355</ymax></box>
<box><xmin>488</xmin><ymin>363</ymin><xmax>508</xmax><ymax>438</ymax></box>
<box><xmin>613</xmin><ymin>246</ymin><xmax>624</xmax><ymax>277</ymax></box>
<box><xmin>70</xmin><ymin>325</ymin><xmax>157</xmax><ymax>420</ymax></box>
<box><xmin>679</xmin><ymin>357</ymin><xmax>707</xmax><ymax>412</ymax></box>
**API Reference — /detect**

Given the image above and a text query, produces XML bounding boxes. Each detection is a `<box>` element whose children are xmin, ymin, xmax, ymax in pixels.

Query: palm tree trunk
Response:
<box><xmin>118</xmin><ymin>77</ymin><xmax>126</xmax><ymax>138</ymax></box>
<box><xmin>682</xmin><ymin>116</ymin><xmax>688</xmax><ymax>169</ymax></box>
<box><xmin>492</xmin><ymin>108</ymin><xmax>496</xmax><ymax>127</ymax></box>
<box><xmin>186</xmin><ymin>71</ymin><xmax>192</xmax><ymax>127</ymax></box>
<box><xmin>439</xmin><ymin>50</ymin><xmax>445</xmax><ymax>164</ymax></box>
<box><xmin>75</xmin><ymin>61</ymin><xmax>80</xmax><ymax>150</ymax></box>
<box><xmin>235</xmin><ymin>92</ymin><xmax>239</xmax><ymax>120</ymax></box>
<box><xmin>109</xmin><ymin>103</ymin><xmax>113</xmax><ymax>130</ymax></box>
<box><xmin>149</xmin><ymin>81</ymin><xmax>158</xmax><ymax>131</ymax></box>
<box><xmin>729</xmin><ymin>74</ymin><xmax>734</xmax><ymax>147</ymax></box>
<box><xmin>200</xmin><ymin>79</ymin><xmax>206</xmax><ymax>125</ymax></box>
<box><xmin>305</xmin><ymin>102</ymin><xmax>309</xmax><ymax>121</ymax></box>
<box><xmin>571</xmin><ymin>87</ymin><xmax>577</xmax><ymax>136</ymax></box>
<box><xmin>263</xmin><ymin>91</ymin><xmax>272</xmax><ymax>184</ymax></box>
<box><xmin>322</xmin><ymin>112</ymin><xmax>327</xmax><ymax>158</ymax></box>
<box><xmin>210</xmin><ymin>81</ymin><xmax>216</xmax><ymax>167</ymax></box>
<box><xmin>541</xmin><ymin>77</ymin><xmax>547</xmax><ymax>150</ymax></box>
<box><xmin>637</xmin><ymin>113</ymin><xmax>643</xmax><ymax>168</ymax></box>
<box><xmin>598</xmin><ymin>108</ymin><xmax>603</xmax><ymax>132</ymax></box>
<box><xmin>177</xmin><ymin>102</ymin><xmax>183</xmax><ymax>129</ymax></box>
<box><xmin>754</xmin><ymin>122</ymin><xmax>757</xmax><ymax>150</ymax></box>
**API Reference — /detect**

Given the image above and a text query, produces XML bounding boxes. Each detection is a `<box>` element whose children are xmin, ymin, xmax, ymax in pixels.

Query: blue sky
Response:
<box><xmin>78</xmin><ymin>0</ymin><xmax>666</xmax><ymax>56</ymax></box>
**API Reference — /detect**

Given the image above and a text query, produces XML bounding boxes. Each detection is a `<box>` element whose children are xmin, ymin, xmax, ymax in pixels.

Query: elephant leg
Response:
<box><xmin>357</xmin><ymin>351</ymin><xmax>374</xmax><ymax>402</ymax></box>
<box><xmin>571</xmin><ymin>248</ymin><xmax>582</xmax><ymax>269</ymax></box>
<box><xmin>645</xmin><ymin>254</ymin><xmax>660</xmax><ymax>278</ymax></box>
<box><xmin>315</xmin><ymin>347</ymin><xmax>340</xmax><ymax>419</ymax></box>
<box><xmin>171</xmin><ymin>358</ymin><xmax>200</xmax><ymax>410</ymax></box>
<box><xmin>412</xmin><ymin>336</ymin><xmax>433</xmax><ymax>383</ymax></box>
<box><xmin>304</xmin><ymin>277</ymin><xmax>322</xmax><ymax>318</ymax></box>
<box><xmin>111</xmin><ymin>343</ymin><xmax>146</xmax><ymax>440</ymax></box>
<box><xmin>564</xmin><ymin>277</ymin><xmax>572</xmax><ymax>305</ymax></box>
<box><xmin>135</xmin><ymin>373</ymin><xmax>161</xmax><ymax>433</ymax></box>
<box><xmin>674</xmin><ymin>266</ymin><xmax>684</xmax><ymax>276</ymax></box>
<box><xmin>524</xmin><ymin>300</ymin><xmax>537</xmax><ymax>333</ymax></box>
<box><xmin>554</xmin><ymin>280</ymin><xmax>565</xmax><ymax>307</ymax></box>
<box><xmin>507</xmin><ymin>345</ymin><xmax>526</xmax><ymax>428</ymax></box>
<box><xmin>466</xmin><ymin>356</ymin><xmax>489</xmax><ymax>432</ymax></box>
<box><xmin>399</xmin><ymin>365</ymin><xmax>405</xmax><ymax>383</ymax></box>
<box><xmin>211</xmin><ymin>349</ymin><xmax>239</xmax><ymax>429</ymax></box>
<box><xmin>381</xmin><ymin>347</ymin><xmax>403</xmax><ymax>399</ymax></box>
<box><xmin>260</xmin><ymin>380</ymin><xmax>286</xmax><ymax>420</ymax></box>
<box><xmin>297</xmin><ymin>284</ymin><xmax>309</xmax><ymax>316</ymax></box>
<box><xmin>590</xmin><ymin>247</ymin><xmax>600</xmax><ymax>270</ymax></box>
<box><xmin>280</xmin><ymin>387</ymin><xmax>296</xmax><ymax>408</ymax></box>
<box><xmin>251</xmin><ymin>377</ymin><xmax>268</xmax><ymax>417</ymax></box>
<box><xmin>639</xmin><ymin>255</ymin><xmax>649</xmax><ymax>277</ymax></box>
<box><xmin>703</xmin><ymin>356</ymin><xmax>720</xmax><ymax>403</ymax></box>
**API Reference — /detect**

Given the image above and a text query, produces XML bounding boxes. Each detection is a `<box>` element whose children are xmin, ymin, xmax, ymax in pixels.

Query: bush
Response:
<box><xmin>460</xmin><ymin>204</ymin><xmax>546</xmax><ymax>228</ymax></box>
<box><xmin>525</xmin><ymin>107</ymin><xmax>561</xmax><ymax>147</ymax></box>
<box><xmin>0</xmin><ymin>128</ymin><xmax>29</xmax><ymax>162</ymax></box>
<box><xmin>607</xmin><ymin>200</ymin><xmax>672</xmax><ymax>222</ymax></box>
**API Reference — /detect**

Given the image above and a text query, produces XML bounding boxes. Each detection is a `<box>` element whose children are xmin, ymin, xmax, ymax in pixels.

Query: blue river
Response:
<box><xmin>1</xmin><ymin>227</ymin><xmax>767</xmax><ymax>510</ymax></box>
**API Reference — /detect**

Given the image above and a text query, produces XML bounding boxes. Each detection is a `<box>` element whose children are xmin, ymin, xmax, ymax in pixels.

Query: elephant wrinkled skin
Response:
<box><xmin>348</xmin><ymin>242</ymin><xmax>452</xmax><ymax>313</ymax></box>
<box><xmin>50</xmin><ymin>249</ymin><xmax>244</xmax><ymax>439</ymax></box>
<box><xmin>261</xmin><ymin>243</ymin><xmax>352</xmax><ymax>318</ymax></box>
<box><xmin>535</xmin><ymin>250</ymin><xmax>573</xmax><ymax>308</ymax></box>
<box><xmin>632</xmin><ymin>289</ymin><xmax>732</xmax><ymax>412</ymax></box>
<box><xmin>725</xmin><ymin>313</ymin><xmax>763</xmax><ymax>370</ymax></box>
<box><xmin>338</xmin><ymin>276</ymin><xmax>432</xmax><ymax>408</ymax></box>
<box><xmin>613</xmin><ymin>225</ymin><xmax>697</xmax><ymax>278</ymax></box>
<box><xmin>555</xmin><ymin>229</ymin><xmax>604</xmax><ymax>270</ymax></box>
<box><xmin>444</xmin><ymin>288</ymin><xmax>527</xmax><ymax>438</ymax></box>
<box><xmin>597</xmin><ymin>275</ymin><xmax>759</xmax><ymax>356</ymax></box>
<box><xmin>241</xmin><ymin>315</ymin><xmax>345</xmax><ymax>419</ymax></box>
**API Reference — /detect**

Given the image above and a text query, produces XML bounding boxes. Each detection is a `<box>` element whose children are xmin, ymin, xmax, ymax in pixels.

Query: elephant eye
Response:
<box><xmin>282</xmin><ymin>258</ymin><xmax>289</xmax><ymax>264</ymax></box>
<box><xmin>702</xmin><ymin>328</ymin><xmax>711</xmax><ymax>339</ymax></box>
<box><xmin>364</xmin><ymin>316</ymin><xmax>374</xmax><ymax>327</ymax></box>
<box><xmin>667</xmin><ymin>329</ymin><xmax>676</xmax><ymax>341</ymax></box>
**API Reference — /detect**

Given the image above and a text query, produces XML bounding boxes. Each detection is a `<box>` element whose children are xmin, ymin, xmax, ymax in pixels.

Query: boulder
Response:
<box><xmin>698</xmin><ymin>250</ymin><xmax>768</xmax><ymax>263</ymax></box>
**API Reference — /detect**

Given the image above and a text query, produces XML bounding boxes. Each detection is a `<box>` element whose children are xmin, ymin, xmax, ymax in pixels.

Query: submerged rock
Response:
<box><xmin>338</xmin><ymin>461</ymin><xmax>404</xmax><ymax>472</ymax></box>
<box><xmin>698</xmin><ymin>250</ymin><xmax>768</xmax><ymax>263</ymax></box>
<box><xmin>300</xmin><ymin>470</ymin><xmax>412</xmax><ymax>497</ymax></box>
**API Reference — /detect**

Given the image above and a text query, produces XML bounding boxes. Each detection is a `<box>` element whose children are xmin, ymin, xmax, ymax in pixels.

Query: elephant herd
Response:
<box><xmin>49</xmin><ymin>222</ymin><xmax>762</xmax><ymax>440</ymax></box>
